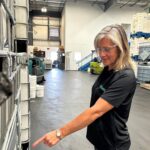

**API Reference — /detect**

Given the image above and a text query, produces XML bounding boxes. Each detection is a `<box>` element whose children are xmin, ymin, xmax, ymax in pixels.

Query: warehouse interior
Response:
<box><xmin>0</xmin><ymin>0</ymin><xmax>150</xmax><ymax>150</ymax></box>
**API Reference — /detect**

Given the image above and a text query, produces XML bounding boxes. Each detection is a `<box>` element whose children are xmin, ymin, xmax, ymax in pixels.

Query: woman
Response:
<box><xmin>32</xmin><ymin>24</ymin><xmax>136</xmax><ymax>150</ymax></box>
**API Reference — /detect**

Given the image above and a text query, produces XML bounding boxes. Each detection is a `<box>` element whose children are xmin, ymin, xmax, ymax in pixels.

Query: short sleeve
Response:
<box><xmin>101</xmin><ymin>71</ymin><xmax>136</xmax><ymax>108</ymax></box>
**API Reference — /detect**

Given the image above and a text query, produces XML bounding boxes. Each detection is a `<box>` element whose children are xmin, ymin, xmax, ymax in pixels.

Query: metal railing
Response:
<box><xmin>77</xmin><ymin>50</ymin><xmax>97</xmax><ymax>71</ymax></box>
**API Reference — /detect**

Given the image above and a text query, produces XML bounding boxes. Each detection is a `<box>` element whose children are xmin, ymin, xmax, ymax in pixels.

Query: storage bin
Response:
<box><xmin>21</xmin><ymin>114</ymin><xmax>29</xmax><ymax>129</ymax></box>
<box><xmin>21</xmin><ymin>84</ymin><xmax>29</xmax><ymax>100</ymax></box>
<box><xmin>15</xmin><ymin>24</ymin><xmax>28</xmax><ymax>39</ymax></box>
<box><xmin>15</xmin><ymin>7</ymin><xmax>28</xmax><ymax>23</ymax></box>
<box><xmin>20</xmin><ymin>101</ymin><xmax>29</xmax><ymax>115</ymax></box>
<box><xmin>20</xmin><ymin>66</ymin><xmax>29</xmax><ymax>83</ymax></box>
<box><xmin>21</xmin><ymin>128</ymin><xmax>29</xmax><ymax>142</ymax></box>
<box><xmin>29</xmin><ymin>75</ymin><xmax>37</xmax><ymax>88</ymax></box>
<box><xmin>30</xmin><ymin>87</ymin><xmax>36</xmax><ymax>99</ymax></box>
<box><xmin>15</xmin><ymin>0</ymin><xmax>28</xmax><ymax>7</ymax></box>
<box><xmin>36</xmin><ymin>85</ymin><xmax>44</xmax><ymax>97</ymax></box>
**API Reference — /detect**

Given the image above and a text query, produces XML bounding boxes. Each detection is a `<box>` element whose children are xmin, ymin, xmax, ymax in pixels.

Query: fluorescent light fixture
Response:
<box><xmin>41</xmin><ymin>7</ymin><xmax>47</xmax><ymax>13</ymax></box>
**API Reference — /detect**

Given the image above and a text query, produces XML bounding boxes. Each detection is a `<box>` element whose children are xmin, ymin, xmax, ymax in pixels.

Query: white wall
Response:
<box><xmin>64</xmin><ymin>1</ymin><xmax>144</xmax><ymax>70</ymax></box>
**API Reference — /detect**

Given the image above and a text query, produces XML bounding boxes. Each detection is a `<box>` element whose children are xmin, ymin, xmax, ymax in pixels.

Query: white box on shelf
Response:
<box><xmin>15</xmin><ymin>7</ymin><xmax>28</xmax><ymax>23</ymax></box>
<box><xmin>15</xmin><ymin>24</ymin><xmax>28</xmax><ymax>39</ymax></box>
<box><xmin>20</xmin><ymin>66</ymin><xmax>28</xmax><ymax>83</ymax></box>
<box><xmin>36</xmin><ymin>85</ymin><xmax>44</xmax><ymax>97</ymax></box>
<box><xmin>21</xmin><ymin>84</ymin><xmax>29</xmax><ymax>100</ymax></box>
<box><xmin>21</xmin><ymin>128</ymin><xmax>29</xmax><ymax>142</ymax></box>
<box><xmin>20</xmin><ymin>101</ymin><xmax>29</xmax><ymax>115</ymax></box>
<box><xmin>21</xmin><ymin>114</ymin><xmax>29</xmax><ymax>129</ymax></box>
<box><xmin>29</xmin><ymin>75</ymin><xmax>37</xmax><ymax>88</ymax></box>
<box><xmin>30</xmin><ymin>87</ymin><xmax>36</xmax><ymax>99</ymax></box>
<box><xmin>15</xmin><ymin>0</ymin><xmax>28</xmax><ymax>7</ymax></box>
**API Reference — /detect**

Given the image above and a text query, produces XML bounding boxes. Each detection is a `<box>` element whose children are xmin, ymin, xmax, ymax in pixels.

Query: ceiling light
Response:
<box><xmin>41</xmin><ymin>7</ymin><xmax>47</xmax><ymax>13</ymax></box>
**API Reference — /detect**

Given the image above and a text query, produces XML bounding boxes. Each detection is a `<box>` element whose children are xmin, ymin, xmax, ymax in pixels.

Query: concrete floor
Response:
<box><xmin>30</xmin><ymin>69</ymin><xmax>150</xmax><ymax>150</ymax></box>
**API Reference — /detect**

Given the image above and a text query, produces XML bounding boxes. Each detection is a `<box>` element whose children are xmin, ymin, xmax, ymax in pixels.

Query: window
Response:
<box><xmin>49</xmin><ymin>27</ymin><xmax>60</xmax><ymax>41</ymax></box>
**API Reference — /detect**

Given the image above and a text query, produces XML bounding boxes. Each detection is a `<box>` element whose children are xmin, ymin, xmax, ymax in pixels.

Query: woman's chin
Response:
<box><xmin>102</xmin><ymin>62</ymin><xmax>109</xmax><ymax>66</ymax></box>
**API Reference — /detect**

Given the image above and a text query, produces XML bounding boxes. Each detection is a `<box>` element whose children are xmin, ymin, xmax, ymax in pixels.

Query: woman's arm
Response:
<box><xmin>32</xmin><ymin>98</ymin><xmax>113</xmax><ymax>148</ymax></box>
<box><xmin>60</xmin><ymin>98</ymin><xmax>113</xmax><ymax>138</ymax></box>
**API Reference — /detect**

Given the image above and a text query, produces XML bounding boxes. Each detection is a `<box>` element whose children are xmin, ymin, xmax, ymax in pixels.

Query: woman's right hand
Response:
<box><xmin>32</xmin><ymin>130</ymin><xmax>61</xmax><ymax>148</ymax></box>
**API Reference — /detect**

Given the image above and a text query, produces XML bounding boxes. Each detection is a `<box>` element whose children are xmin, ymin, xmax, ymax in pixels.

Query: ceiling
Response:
<box><xmin>29</xmin><ymin>0</ymin><xmax>150</xmax><ymax>16</ymax></box>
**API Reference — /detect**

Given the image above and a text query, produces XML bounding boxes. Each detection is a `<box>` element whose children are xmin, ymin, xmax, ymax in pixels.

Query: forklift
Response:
<box><xmin>90</xmin><ymin>57</ymin><xmax>103</xmax><ymax>75</ymax></box>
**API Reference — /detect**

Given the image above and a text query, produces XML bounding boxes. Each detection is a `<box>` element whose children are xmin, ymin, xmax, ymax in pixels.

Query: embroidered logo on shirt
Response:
<box><xmin>99</xmin><ymin>85</ymin><xmax>106</xmax><ymax>92</ymax></box>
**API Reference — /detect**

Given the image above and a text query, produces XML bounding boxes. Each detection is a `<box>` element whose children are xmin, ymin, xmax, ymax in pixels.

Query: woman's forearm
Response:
<box><xmin>60</xmin><ymin>106</ymin><xmax>102</xmax><ymax>138</ymax></box>
<box><xmin>60</xmin><ymin>98</ymin><xmax>113</xmax><ymax>139</ymax></box>
<box><xmin>32</xmin><ymin>99</ymin><xmax>113</xmax><ymax>148</ymax></box>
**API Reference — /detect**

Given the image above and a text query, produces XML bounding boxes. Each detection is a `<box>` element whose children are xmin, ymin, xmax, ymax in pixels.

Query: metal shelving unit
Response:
<box><xmin>0</xmin><ymin>0</ymin><xmax>30</xmax><ymax>149</ymax></box>
<box><xmin>0</xmin><ymin>52</ymin><xmax>21</xmax><ymax>150</ymax></box>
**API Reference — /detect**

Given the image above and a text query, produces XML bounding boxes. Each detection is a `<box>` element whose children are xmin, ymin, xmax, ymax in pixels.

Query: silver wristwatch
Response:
<box><xmin>56</xmin><ymin>129</ymin><xmax>62</xmax><ymax>140</ymax></box>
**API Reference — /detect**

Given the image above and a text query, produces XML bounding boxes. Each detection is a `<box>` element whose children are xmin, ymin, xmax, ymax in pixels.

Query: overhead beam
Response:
<box><xmin>98</xmin><ymin>0</ymin><xmax>114</xmax><ymax>12</ymax></box>
<box><xmin>140</xmin><ymin>0</ymin><xmax>149</xmax><ymax>7</ymax></box>
<box><xmin>30</xmin><ymin>0</ymin><xmax>65</xmax><ymax>4</ymax></box>
<box><xmin>91</xmin><ymin>0</ymin><xmax>105</xmax><ymax>6</ymax></box>
<box><xmin>29</xmin><ymin>0</ymin><xmax>65</xmax><ymax>12</ymax></box>
<box><xmin>30</xmin><ymin>4</ymin><xmax>64</xmax><ymax>8</ymax></box>
<box><xmin>98</xmin><ymin>4</ymin><xmax>105</xmax><ymax>11</ymax></box>
<box><xmin>30</xmin><ymin>10</ymin><xmax>61</xmax><ymax>18</ymax></box>
<box><xmin>144</xmin><ymin>3</ymin><xmax>150</xmax><ymax>10</ymax></box>
<box><xmin>120</xmin><ymin>0</ymin><xmax>132</xmax><ymax>8</ymax></box>
<box><xmin>104</xmin><ymin>0</ymin><xmax>114</xmax><ymax>11</ymax></box>
<box><xmin>30</xmin><ymin>6</ymin><xmax>63</xmax><ymax>13</ymax></box>
<box><xmin>58</xmin><ymin>0</ymin><xmax>66</xmax><ymax>12</ymax></box>
<box><xmin>129</xmin><ymin>0</ymin><xmax>141</xmax><ymax>7</ymax></box>
<box><xmin>30</xmin><ymin>1</ymin><xmax>64</xmax><ymax>7</ymax></box>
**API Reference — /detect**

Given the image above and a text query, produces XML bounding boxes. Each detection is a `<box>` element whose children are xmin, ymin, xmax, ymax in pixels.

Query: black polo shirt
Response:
<box><xmin>86</xmin><ymin>66</ymin><xmax>136</xmax><ymax>150</ymax></box>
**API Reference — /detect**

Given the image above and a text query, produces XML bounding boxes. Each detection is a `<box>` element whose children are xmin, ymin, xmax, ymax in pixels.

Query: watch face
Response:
<box><xmin>57</xmin><ymin>131</ymin><xmax>61</xmax><ymax>136</ymax></box>
<box><xmin>56</xmin><ymin>130</ymin><xmax>61</xmax><ymax>138</ymax></box>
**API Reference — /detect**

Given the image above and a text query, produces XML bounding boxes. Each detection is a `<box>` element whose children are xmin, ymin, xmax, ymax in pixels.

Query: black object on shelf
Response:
<box><xmin>22</xmin><ymin>142</ymin><xmax>29</xmax><ymax>150</ymax></box>
<box><xmin>15</xmin><ymin>40</ymin><xmax>28</xmax><ymax>53</ymax></box>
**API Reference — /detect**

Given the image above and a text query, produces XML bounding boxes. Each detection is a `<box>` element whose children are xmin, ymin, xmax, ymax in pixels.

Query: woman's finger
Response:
<box><xmin>32</xmin><ymin>136</ymin><xmax>45</xmax><ymax>148</ymax></box>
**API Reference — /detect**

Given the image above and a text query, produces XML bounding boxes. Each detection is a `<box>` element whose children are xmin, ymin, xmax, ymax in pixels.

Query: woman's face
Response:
<box><xmin>97</xmin><ymin>37</ymin><xmax>119</xmax><ymax>70</ymax></box>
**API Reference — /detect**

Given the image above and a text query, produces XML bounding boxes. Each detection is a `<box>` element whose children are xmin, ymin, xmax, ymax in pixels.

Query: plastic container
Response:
<box><xmin>30</xmin><ymin>87</ymin><xmax>36</xmax><ymax>99</ymax></box>
<box><xmin>20</xmin><ymin>66</ymin><xmax>28</xmax><ymax>83</ymax></box>
<box><xmin>21</xmin><ymin>115</ymin><xmax>29</xmax><ymax>129</ymax></box>
<box><xmin>36</xmin><ymin>85</ymin><xmax>44</xmax><ymax>97</ymax></box>
<box><xmin>21</xmin><ymin>129</ymin><xmax>29</xmax><ymax>142</ymax></box>
<box><xmin>29</xmin><ymin>75</ymin><xmax>37</xmax><ymax>88</ymax></box>
<box><xmin>21</xmin><ymin>84</ymin><xmax>29</xmax><ymax>100</ymax></box>
<box><xmin>20</xmin><ymin>101</ymin><xmax>28</xmax><ymax>115</ymax></box>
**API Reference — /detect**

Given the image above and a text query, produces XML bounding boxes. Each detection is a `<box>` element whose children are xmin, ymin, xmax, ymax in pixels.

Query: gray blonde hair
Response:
<box><xmin>94</xmin><ymin>24</ymin><xmax>133</xmax><ymax>71</ymax></box>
